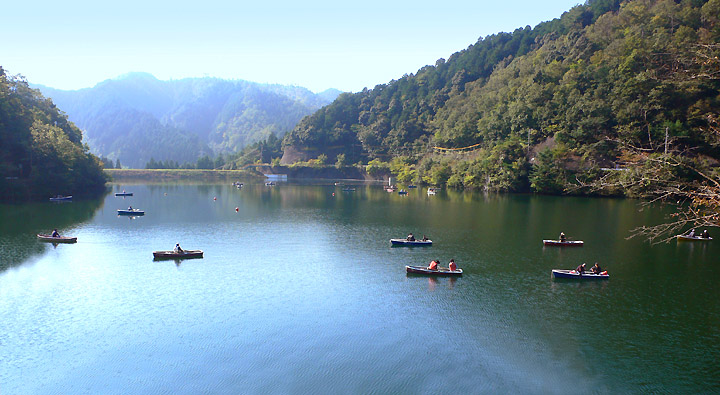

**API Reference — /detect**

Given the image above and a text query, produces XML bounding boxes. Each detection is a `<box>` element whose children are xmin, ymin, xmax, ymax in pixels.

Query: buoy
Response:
<box><xmin>332</xmin><ymin>193</ymin><xmax>335</xmax><ymax>196</ymax></box>
<box><xmin>214</xmin><ymin>197</ymin><xmax>217</xmax><ymax>201</ymax></box>
<box><xmin>235</xmin><ymin>207</ymin><xmax>239</xmax><ymax>212</ymax></box>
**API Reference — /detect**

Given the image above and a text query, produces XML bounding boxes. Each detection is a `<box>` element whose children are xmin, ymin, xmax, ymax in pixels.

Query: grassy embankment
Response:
<box><xmin>105</xmin><ymin>169</ymin><xmax>263</xmax><ymax>181</ymax></box>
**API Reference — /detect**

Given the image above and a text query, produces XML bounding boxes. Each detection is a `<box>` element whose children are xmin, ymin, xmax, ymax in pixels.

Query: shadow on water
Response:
<box><xmin>0</xmin><ymin>192</ymin><xmax>108</xmax><ymax>272</ymax></box>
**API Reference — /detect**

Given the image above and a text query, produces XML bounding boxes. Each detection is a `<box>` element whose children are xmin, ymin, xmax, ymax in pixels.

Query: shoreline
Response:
<box><xmin>105</xmin><ymin>169</ymin><xmax>264</xmax><ymax>181</ymax></box>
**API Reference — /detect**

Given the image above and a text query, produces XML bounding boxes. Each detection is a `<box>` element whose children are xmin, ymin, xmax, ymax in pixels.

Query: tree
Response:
<box><xmin>196</xmin><ymin>155</ymin><xmax>213</xmax><ymax>169</ymax></box>
<box><xmin>574</xmin><ymin>42</ymin><xmax>720</xmax><ymax>242</ymax></box>
<box><xmin>335</xmin><ymin>153</ymin><xmax>346</xmax><ymax>169</ymax></box>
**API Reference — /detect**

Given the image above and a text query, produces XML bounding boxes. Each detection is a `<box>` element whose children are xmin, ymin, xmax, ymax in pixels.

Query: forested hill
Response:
<box><xmin>282</xmin><ymin>0</ymin><xmax>720</xmax><ymax>193</ymax></box>
<box><xmin>0</xmin><ymin>68</ymin><xmax>107</xmax><ymax>202</ymax></box>
<box><xmin>35</xmin><ymin>73</ymin><xmax>341</xmax><ymax>168</ymax></box>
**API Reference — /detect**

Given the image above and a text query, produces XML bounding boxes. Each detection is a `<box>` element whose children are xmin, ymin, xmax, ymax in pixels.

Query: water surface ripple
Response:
<box><xmin>1</xmin><ymin>183</ymin><xmax>718</xmax><ymax>393</ymax></box>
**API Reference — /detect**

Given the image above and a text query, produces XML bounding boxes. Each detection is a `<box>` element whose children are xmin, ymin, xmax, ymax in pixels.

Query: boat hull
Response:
<box><xmin>153</xmin><ymin>250</ymin><xmax>203</xmax><ymax>260</ymax></box>
<box><xmin>390</xmin><ymin>239</ymin><xmax>432</xmax><ymax>246</ymax></box>
<box><xmin>406</xmin><ymin>265</ymin><xmax>462</xmax><ymax>276</ymax></box>
<box><xmin>115</xmin><ymin>193</ymin><xmax>133</xmax><ymax>196</ymax></box>
<box><xmin>543</xmin><ymin>240</ymin><xmax>584</xmax><ymax>247</ymax></box>
<box><xmin>552</xmin><ymin>269</ymin><xmax>608</xmax><ymax>279</ymax></box>
<box><xmin>677</xmin><ymin>235</ymin><xmax>712</xmax><ymax>241</ymax></box>
<box><xmin>118</xmin><ymin>210</ymin><xmax>144</xmax><ymax>215</ymax></box>
<box><xmin>49</xmin><ymin>196</ymin><xmax>72</xmax><ymax>201</ymax></box>
<box><xmin>37</xmin><ymin>234</ymin><xmax>77</xmax><ymax>243</ymax></box>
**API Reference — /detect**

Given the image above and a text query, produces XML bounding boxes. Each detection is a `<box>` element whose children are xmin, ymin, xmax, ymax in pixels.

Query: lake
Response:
<box><xmin>1</xmin><ymin>182</ymin><xmax>718</xmax><ymax>393</ymax></box>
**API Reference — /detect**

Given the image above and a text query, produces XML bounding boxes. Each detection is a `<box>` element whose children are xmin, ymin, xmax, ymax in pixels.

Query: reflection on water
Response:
<box><xmin>0</xmin><ymin>192</ymin><xmax>108</xmax><ymax>270</ymax></box>
<box><xmin>0</xmin><ymin>182</ymin><xmax>718</xmax><ymax>393</ymax></box>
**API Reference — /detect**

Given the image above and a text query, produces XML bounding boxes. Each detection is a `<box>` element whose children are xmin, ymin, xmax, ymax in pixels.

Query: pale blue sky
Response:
<box><xmin>2</xmin><ymin>0</ymin><xmax>582</xmax><ymax>93</ymax></box>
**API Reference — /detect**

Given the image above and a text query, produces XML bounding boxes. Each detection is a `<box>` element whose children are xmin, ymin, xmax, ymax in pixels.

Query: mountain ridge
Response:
<box><xmin>34</xmin><ymin>73</ymin><xmax>341</xmax><ymax>168</ymax></box>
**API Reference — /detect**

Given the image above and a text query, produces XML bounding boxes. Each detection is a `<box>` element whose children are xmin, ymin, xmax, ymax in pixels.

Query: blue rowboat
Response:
<box><xmin>390</xmin><ymin>239</ymin><xmax>432</xmax><ymax>246</ymax></box>
<box><xmin>115</xmin><ymin>192</ymin><xmax>133</xmax><ymax>196</ymax></box>
<box><xmin>552</xmin><ymin>269</ymin><xmax>608</xmax><ymax>279</ymax></box>
<box><xmin>118</xmin><ymin>209</ymin><xmax>144</xmax><ymax>216</ymax></box>
<box><xmin>406</xmin><ymin>265</ymin><xmax>462</xmax><ymax>276</ymax></box>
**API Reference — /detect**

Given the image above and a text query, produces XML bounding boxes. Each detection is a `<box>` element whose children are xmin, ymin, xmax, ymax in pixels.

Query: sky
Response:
<box><xmin>2</xmin><ymin>0</ymin><xmax>582</xmax><ymax>93</ymax></box>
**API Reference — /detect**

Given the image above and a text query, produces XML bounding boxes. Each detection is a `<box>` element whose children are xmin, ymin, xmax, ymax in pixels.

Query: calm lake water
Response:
<box><xmin>1</xmin><ymin>182</ymin><xmax>718</xmax><ymax>394</ymax></box>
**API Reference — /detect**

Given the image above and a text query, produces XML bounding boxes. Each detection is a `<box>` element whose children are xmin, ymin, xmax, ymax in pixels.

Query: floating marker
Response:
<box><xmin>235</xmin><ymin>207</ymin><xmax>239</xmax><ymax>212</ymax></box>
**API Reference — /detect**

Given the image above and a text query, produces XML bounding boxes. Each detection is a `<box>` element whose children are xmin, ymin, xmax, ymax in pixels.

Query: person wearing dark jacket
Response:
<box><xmin>575</xmin><ymin>263</ymin><xmax>586</xmax><ymax>276</ymax></box>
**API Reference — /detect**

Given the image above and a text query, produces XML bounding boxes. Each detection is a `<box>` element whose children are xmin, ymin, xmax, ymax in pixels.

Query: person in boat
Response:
<box><xmin>702</xmin><ymin>229</ymin><xmax>710</xmax><ymax>238</ymax></box>
<box><xmin>51</xmin><ymin>229</ymin><xmax>60</xmax><ymax>238</ymax></box>
<box><xmin>448</xmin><ymin>259</ymin><xmax>457</xmax><ymax>272</ymax></box>
<box><xmin>575</xmin><ymin>263</ymin><xmax>586</xmax><ymax>276</ymax></box>
<box><xmin>174</xmin><ymin>243</ymin><xmax>184</xmax><ymax>253</ymax></box>
<box><xmin>427</xmin><ymin>259</ymin><xmax>439</xmax><ymax>271</ymax></box>
<box><xmin>559</xmin><ymin>232</ymin><xmax>566</xmax><ymax>242</ymax></box>
<box><xmin>128</xmin><ymin>206</ymin><xmax>133</xmax><ymax>211</ymax></box>
<box><xmin>591</xmin><ymin>262</ymin><xmax>603</xmax><ymax>275</ymax></box>
<box><xmin>688</xmin><ymin>228</ymin><xmax>696</xmax><ymax>237</ymax></box>
<box><xmin>421</xmin><ymin>235</ymin><xmax>428</xmax><ymax>242</ymax></box>
<box><xmin>407</xmin><ymin>233</ymin><xmax>415</xmax><ymax>241</ymax></box>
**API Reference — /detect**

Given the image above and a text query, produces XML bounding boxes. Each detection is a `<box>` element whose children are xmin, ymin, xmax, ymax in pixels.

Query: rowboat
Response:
<box><xmin>390</xmin><ymin>239</ymin><xmax>432</xmax><ymax>246</ymax></box>
<box><xmin>153</xmin><ymin>250</ymin><xmax>204</xmax><ymax>260</ymax></box>
<box><xmin>427</xmin><ymin>188</ymin><xmax>437</xmax><ymax>195</ymax></box>
<box><xmin>49</xmin><ymin>195</ymin><xmax>72</xmax><ymax>201</ymax></box>
<box><xmin>677</xmin><ymin>235</ymin><xmax>712</xmax><ymax>241</ymax></box>
<box><xmin>118</xmin><ymin>209</ymin><xmax>144</xmax><ymax>215</ymax></box>
<box><xmin>398</xmin><ymin>190</ymin><xmax>408</xmax><ymax>195</ymax></box>
<box><xmin>115</xmin><ymin>192</ymin><xmax>133</xmax><ymax>196</ymax></box>
<box><xmin>551</xmin><ymin>269</ymin><xmax>609</xmax><ymax>279</ymax></box>
<box><xmin>543</xmin><ymin>240</ymin><xmax>584</xmax><ymax>246</ymax></box>
<box><xmin>406</xmin><ymin>265</ymin><xmax>463</xmax><ymax>276</ymax></box>
<box><xmin>37</xmin><ymin>234</ymin><xmax>77</xmax><ymax>243</ymax></box>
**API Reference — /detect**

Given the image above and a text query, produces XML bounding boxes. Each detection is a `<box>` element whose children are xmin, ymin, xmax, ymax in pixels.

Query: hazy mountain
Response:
<box><xmin>35</xmin><ymin>73</ymin><xmax>341</xmax><ymax>168</ymax></box>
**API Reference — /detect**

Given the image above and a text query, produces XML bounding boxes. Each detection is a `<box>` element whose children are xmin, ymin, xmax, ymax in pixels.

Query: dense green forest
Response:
<box><xmin>36</xmin><ymin>74</ymin><xmax>341</xmax><ymax>168</ymax></box>
<box><xmin>281</xmin><ymin>0</ymin><xmax>720</xmax><ymax>196</ymax></box>
<box><xmin>0</xmin><ymin>67</ymin><xmax>107</xmax><ymax>202</ymax></box>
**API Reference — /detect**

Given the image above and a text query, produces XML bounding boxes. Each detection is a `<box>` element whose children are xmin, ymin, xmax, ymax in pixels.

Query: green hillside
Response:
<box><xmin>0</xmin><ymin>68</ymin><xmax>107</xmax><ymax>202</ymax></box>
<box><xmin>282</xmin><ymin>0</ymin><xmax>720</xmax><ymax>194</ymax></box>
